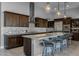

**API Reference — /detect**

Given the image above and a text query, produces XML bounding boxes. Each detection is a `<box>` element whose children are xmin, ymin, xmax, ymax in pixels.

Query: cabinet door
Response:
<box><xmin>12</xmin><ymin>14</ymin><xmax>19</xmax><ymax>27</ymax></box>
<box><xmin>35</xmin><ymin>18</ymin><xmax>48</xmax><ymax>28</ymax></box>
<box><xmin>16</xmin><ymin>37</ymin><xmax>20</xmax><ymax>47</ymax></box>
<box><xmin>19</xmin><ymin>15</ymin><xmax>29</xmax><ymax>27</ymax></box>
<box><xmin>24</xmin><ymin>38</ymin><xmax>31</xmax><ymax>56</ymax></box>
<box><xmin>39</xmin><ymin>19</ymin><xmax>42</xmax><ymax>27</ymax></box>
<box><xmin>73</xmin><ymin>33</ymin><xmax>79</xmax><ymax>41</ymax></box>
<box><xmin>63</xmin><ymin>18</ymin><xmax>71</xmax><ymax>25</ymax></box>
<box><xmin>19</xmin><ymin>37</ymin><xmax>23</xmax><ymax>46</ymax></box>
<box><xmin>43</xmin><ymin>19</ymin><xmax>48</xmax><ymax>28</ymax></box>
<box><xmin>8</xmin><ymin>36</ymin><xmax>16</xmax><ymax>49</ymax></box>
<box><xmin>48</xmin><ymin>21</ymin><xmax>54</xmax><ymax>28</ymax></box>
<box><xmin>35</xmin><ymin>18</ymin><xmax>40</xmax><ymax>27</ymax></box>
<box><xmin>4</xmin><ymin>12</ymin><xmax>19</xmax><ymax>27</ymax></box>
<box><xmin>54</xmin><ymin>21</ymin><xmax>63</xmax><ymax>31</ymax></box>
<box><xmin>16</xmin><ymin>36</ymin><xmax>23</xmax><ymax>47</ymax></box>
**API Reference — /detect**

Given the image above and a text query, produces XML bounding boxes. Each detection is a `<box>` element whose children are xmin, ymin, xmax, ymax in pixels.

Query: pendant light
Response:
<box><xmin>56</xmin><ymin>2</ymin><xmax>61</xmax><ymax>16</ymax></box>
<box><xmin>45</xmin><ymin>2</ymin><xmax>51</xmax><ymax>11</ymax></box>
<box><xmin>64</xmin><ymin>2</ymin><xmax>67</xmax><ymax>18</ymax></box>
<box><xmin>64</xmin><ymin>2</ymin><xmax>70</xmax><ymax>18</ymax></box>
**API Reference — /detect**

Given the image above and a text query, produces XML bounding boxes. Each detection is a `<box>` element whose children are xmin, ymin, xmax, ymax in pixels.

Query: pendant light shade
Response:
<box><xmin>45</xmin><ymin>2</ymin><xmax>51</xmax><ymax>11</ymax></box>
<box><xmin>57</xmin><ymin>11</ymin><xmax>61</xmax><ymax>16</ymax></box>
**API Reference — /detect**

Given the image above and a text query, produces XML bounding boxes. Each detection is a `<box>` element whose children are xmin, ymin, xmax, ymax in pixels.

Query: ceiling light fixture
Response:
<box><xmin>45</xmin><ymin>2</ymin><xmax>51</xmax><ymax>11</ymax></box>
<box><xmin>56</xmin><ymin>2</ymin><xmax>61</xmax><ymax>16</ymax></box>
<box><xmin>64</xmin><ymin>2</ymin><xmax>67</xmax><ymax>18</ymax></box>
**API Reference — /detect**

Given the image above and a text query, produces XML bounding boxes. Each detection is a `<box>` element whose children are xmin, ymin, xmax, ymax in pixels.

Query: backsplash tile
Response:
<box><xmin>3</xmin><ymin>27</ymin><xmax>29</xmax><ymax>34</ymax></box>
<box><xmin>3</xmin><ymin>27</ymin><xmax>49</xmax><ymax>35</ymax></box>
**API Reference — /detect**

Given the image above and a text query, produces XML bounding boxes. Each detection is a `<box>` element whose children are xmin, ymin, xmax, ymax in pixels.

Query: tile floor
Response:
<box><xmin>0</xmin><ymin>41</ymin><xmax>79</xmax><ymax>56</ymax></box>
<box><xmin>0</xmin><ymin>47</ymin><xmax>24</xmax><ymax>56</ymax></box>
<box><xmin>55</xmin><ymin>41</ymin><xmax>79</xmax><ymax>56</ymax></box>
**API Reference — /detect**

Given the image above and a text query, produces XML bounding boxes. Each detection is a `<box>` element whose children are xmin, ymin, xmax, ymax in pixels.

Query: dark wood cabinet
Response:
<box><xmin>35</xmin><ymin>17</ymin><xmax>48</xmax><ymax>27</ymax></box>
<box><xmin>7</xmin><ymin>36</ymin><xmax>16</xmax><ymax>48</ymax></box>
<box><xmin>54</xmin><ymin>17</ymin><xmax>71</xmax><ymax>25</ymax></box>
<box><xmin>19</xmin><ymin>15</ymin><xmax>29</xmax><ymax>27</ymax></box>
<box><xmin>24</xmin><ymin>38</ymin><xmax>31</xmax><ymax>56</ymax></box>
<box><xmin>4</xmin><ymin>12</ymin><xmax>19</xmax><ymax>27</ymax></box>
<box><xmin>48</xmin><ymin>21</ymin><xmax>54</xmax><ymax>28</ymax></box>
<box><xmin>4</xmin><ymin>35</ymin><xmax>23</xmax><ymax>49</ymax></box>
<box><xmin>63</xmin><ymin>18</ymin><xmax>71</xmax><ymax>25</ymax></box>
<box><xmin>43</xmin><ymin>19</ymin><xmax>48</xmax><ymax>27</ymax></box>
<box><xmin>71</xmin><ymin>19</ymin><xmax>79</xmax><ymax>28</ymax></box>
<box><xmin>72</xmin><ymin>33</ymin><xmax>79</xmax><ymax>41</ymax></box>
<box><xmin>71</xmin><ymin>19</ymin><xmax>79</xmax><ymax>41</ymax></box>
<box><xmin>16</xmin><ymin>35</ymin><xmax>23</xmax><ymax>47</ymax></box>
<box><xmin>4</xmin><ymin>11</ymin><xmax>29</xmax><ymax>27</ymax></box>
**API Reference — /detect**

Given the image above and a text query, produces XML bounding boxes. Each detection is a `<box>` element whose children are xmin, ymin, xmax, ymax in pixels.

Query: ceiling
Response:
<box><xmin>35</xmin><ymin>2</ymin><xmax>79</xmax><ymax>13</ymax></box>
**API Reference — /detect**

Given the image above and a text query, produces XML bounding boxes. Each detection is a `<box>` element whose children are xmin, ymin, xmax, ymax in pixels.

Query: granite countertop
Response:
<box><xmin>4</xmin><ymin>31</ymin><xmax>65</xmax><ymax>36</ymax></box>
<box><xmin>4</xmin><ymin>31</ymin><xmax>54</xmax><ymax>36</ymax></box>
<box><xmin>22</xmin><ymin>32</ymin><xmax>65</xmax><ymax>39</ymax></box>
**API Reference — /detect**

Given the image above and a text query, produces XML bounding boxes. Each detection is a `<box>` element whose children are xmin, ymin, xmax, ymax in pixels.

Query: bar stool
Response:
<box><xmin>49</xmin><ymin>37</ymin><xmax>56</xmax><ymax>53</ymax></box>
<box><xmin>40</xmin><ymin>39</ymin><xmax>54</xmax><ymax>56</ymax></box>
<box><xmin>63</xmin><ymin>34</ymin><xmax>69</xmax><ymax>47</ymax></box>
<box><xmin>54</xmin><ymin>38</ymin><xmax>62</xmax><ymax>53</ymax></box>
<box><xmin>68</xmin><ymin>35</ymin><xmax>72</xmax><ymax>45</ymax></box>
<box><xmin>57</xmin><ymin>35</ymin><xmax>68</xmax><ymax>50</ymax></box>
<box><xmin>49</xmin><ymin>37</ymin><xmax>61</xmax><ymax>53</ymax></box>
<box><xmin>66</xmin><ymin>33</ymin><xmax>73</xmax><ymax>47</ymax></box>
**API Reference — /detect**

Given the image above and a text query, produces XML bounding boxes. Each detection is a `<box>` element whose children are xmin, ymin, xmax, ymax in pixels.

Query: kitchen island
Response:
<box><xmin>22</xmin><ymin>32</ymin><xmax>66</xmax><ymax>56</ymax></box>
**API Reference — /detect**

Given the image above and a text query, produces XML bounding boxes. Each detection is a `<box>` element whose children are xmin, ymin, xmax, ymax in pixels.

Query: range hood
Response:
<box><xmin>28</xmin><ymin>2</ymin><xmax>35</xmax><ymax>32</ymax></box>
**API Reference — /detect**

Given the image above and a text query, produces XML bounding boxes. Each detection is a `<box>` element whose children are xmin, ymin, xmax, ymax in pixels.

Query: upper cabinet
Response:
<box><xmin>4</xmin><ymin>11</ymin><xmax>29</xmax><ymax>27</ymax></box>
<box><xmin>71</xmin><ymin>19</ymin><xmax>79</xmax><ymax>28</ymax></box>
<box><xmin>63</xmin><ymin>17</ymin><xmax>71</xmax><ymax>25</ymax></box>
<box><xmin>48</xmin><ymin>21</ymin><xmax>54</xmax><ymax>28</ymax></box>
<box><xmin>35</xmin><ymin>17</ymin><xmax>48</xmax><ymax>28</ymax></box>
<box><xmin>19</xmin><ymin>15</ymin><xmax>29</xmax><ymax>27</ymax></box>
<box><xmin>54</xmin><ymin>17</ymin><xmax>71</xmax><ymax>25</ymax></box>
<box><xmin>4</xmin><ymin>12</ymin><xmax>19</xmax><ymax>27</ymax></box>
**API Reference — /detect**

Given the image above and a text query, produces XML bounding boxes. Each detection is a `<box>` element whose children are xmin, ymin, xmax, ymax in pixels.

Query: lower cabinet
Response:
<box><xmin>4</xmin><ymin>35</ymin><xmax>23</xmax><ymax>49</ymax></box>
<box><xmin>72</xmin><ymin>33</ymin><xmax>79</xmax><ymax>41</ymax></box>
<box><xmin>16</xmin><ymin>36</ymin><xmax>23</xmax><ymax>47</ymax></box>
<box><xmin>24</xmin><ymin>38</ymin><xmax>31</xmax><ymax>56</ymax></box>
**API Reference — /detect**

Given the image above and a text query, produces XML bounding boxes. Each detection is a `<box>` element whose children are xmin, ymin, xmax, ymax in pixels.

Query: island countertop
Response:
<box><xmin>22</xmin><ymin>32</ymin><xmax>65</xmax><ymax>39</ymax></box>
